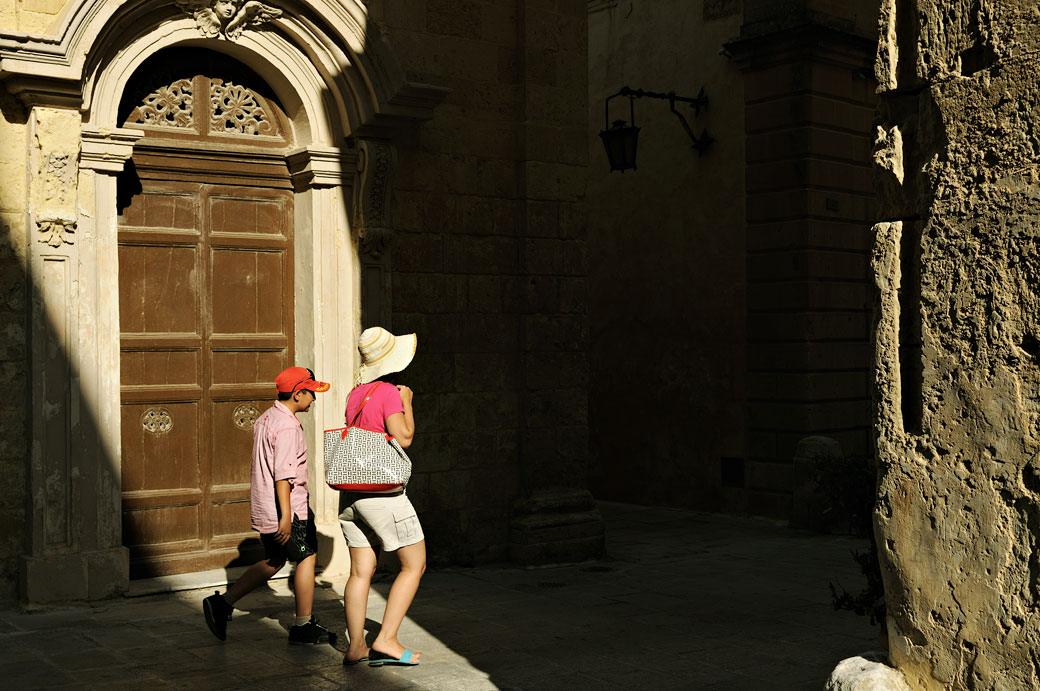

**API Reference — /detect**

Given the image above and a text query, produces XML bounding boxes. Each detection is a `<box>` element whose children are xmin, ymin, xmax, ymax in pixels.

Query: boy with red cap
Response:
<box><xmin>203</xmin><ymin>366</ymin><xmax>334</xmax><ymax>645</ymax></box>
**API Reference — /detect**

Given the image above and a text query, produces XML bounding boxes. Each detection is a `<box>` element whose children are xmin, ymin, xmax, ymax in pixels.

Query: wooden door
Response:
<box><xmin>116</xmin><ymin>49</ymin><xmax>295</xmax><ymax>578</ymax></box>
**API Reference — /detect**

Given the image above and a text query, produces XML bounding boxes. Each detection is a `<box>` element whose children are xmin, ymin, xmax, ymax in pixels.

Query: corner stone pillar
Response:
<box><xmin>872</xmin><ymin>2</ymin><xmax>1040</xmax><ymax>687</ymax></box>
<box><xmin>22</xmin><ymin>109</ymin><xmax>141</xmax><ymax>603</ymax></box>
<box><xmin>725</xmin><ymin>9</ymin><xmax>878</xmax><ymax>518</ymax></box>
<box><xmin>508</xmin><ymin>0</ymin><xmax>603</xmax><ymax>565</ymax></box>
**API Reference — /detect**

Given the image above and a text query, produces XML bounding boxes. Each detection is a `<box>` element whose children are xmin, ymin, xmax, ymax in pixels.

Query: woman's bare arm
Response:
<box><xmin>386</xmin><ymin>385</ymin><xmax>415</xmax><ymax>448</ymax></box>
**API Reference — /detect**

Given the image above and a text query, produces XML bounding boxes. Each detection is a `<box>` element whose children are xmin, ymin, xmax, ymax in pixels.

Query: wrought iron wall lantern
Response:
<box><xmin>599</xmin><ymin>86</ymin><xmax>714</xmax><ymax>172</ymax></box>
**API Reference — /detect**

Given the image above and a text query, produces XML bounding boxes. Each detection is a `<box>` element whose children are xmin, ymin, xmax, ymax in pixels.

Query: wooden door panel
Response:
<box><xmin>209</xmin><ymin>249</ymin><xmax>288</xmax><ymax>334</ymax></box>
<box><xmin>120</xmin><ymin>402</ymin><xmax>201</xmax><ymax>492</ymax></box>
<box><xmin>211</xmin><ymin>351</ymin><xmax>286</xmax><ymax>384</ymax></box>
<box><xmin>120</xmin><ymin>177</ymin><xmax>292</xmax><ymax>577</ymax></box>
<box><xmin>209</xmin><ymin>399</ymin><xmax>265</xmax><ymax>486</ymax></box>
<box><xmin>123</xmin><ymin>505</ymin><xmax>201</xmax><ymax>547</ymax></box>
<box><xmin>210</xmin><ymin>196</ymin><xmax>287</xmax><ymax>235</ymax></box>
<box><xmin>120</xmin><ymin>350</ymin><xmax>200</xmax><ymax>386</ymax></box>
<box><xmin>120</xmin><ymin>190</ymin><xmax>198</xmax><ymax>229</ymax></box>
<box><xmin>118</xmin><ymin>244</ymin><xmax>200</xmax><ymax>335</ymax></box>
<box><xmin>211</xmin><ymin>501</ymin><xmax>253</xmax><ymax>540</ymax></box>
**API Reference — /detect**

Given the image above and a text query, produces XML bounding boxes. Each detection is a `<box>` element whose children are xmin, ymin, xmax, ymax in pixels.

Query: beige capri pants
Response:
<box><xmin>339</xmin><ymin>492</ymin><xmax>424</xmax><ymax>552</ymax></box>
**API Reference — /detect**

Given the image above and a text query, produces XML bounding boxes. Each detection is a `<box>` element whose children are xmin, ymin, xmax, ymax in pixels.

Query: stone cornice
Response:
<box><xmin>80</xmin><ymin>127</ymin><xmax>144</xmax><ymax>173</ymax></box>
<box><xmin>724</xmin><ymin>22</ymin><xmax>878</xmax><ymax>73</ymax></box>
<box><xmin>287</xmin><ymin>145</ymin><xmax>357</xmax><ymax>188</ymax></box>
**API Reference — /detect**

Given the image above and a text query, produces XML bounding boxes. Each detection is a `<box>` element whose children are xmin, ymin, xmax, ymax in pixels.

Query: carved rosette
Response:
<box><xmin>232</xmin><ymin>403</ymin><xmax>260</xmax><ymax>429</ymax></box>
<box><xmin>141</xmin><ymin>407</ymin><xmax>174</xmax><ymax>435</ymax></box>
<box><xmin>353</xmin><ymin>139</ymin><xmax>396</xmax><ymax>258</ymax></box>
<box><xmin>127</xmin><ymin>79</ymin><xmax>194</xmax><ymax>128</ymax></box>
<box><xmin>210</xmin><ymin>80</ymin><xmax>272</xmax><ymax>135</ymax></box>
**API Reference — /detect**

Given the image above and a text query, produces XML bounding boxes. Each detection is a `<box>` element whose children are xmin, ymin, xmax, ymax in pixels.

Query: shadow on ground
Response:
<box><xmin>0</xmin><ymin>501</ymin><xmax>880</xmax><ymax>690</ymax></box>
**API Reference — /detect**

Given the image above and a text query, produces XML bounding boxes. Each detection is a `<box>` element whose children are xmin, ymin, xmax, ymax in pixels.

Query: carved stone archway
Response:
<box><xmin>0</xmin><ymin>0</ymin><xmax>445</xmax><ymax>602</ymax></box>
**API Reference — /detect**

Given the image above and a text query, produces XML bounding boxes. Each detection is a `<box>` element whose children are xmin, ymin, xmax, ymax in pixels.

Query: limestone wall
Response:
<box><xmin>873</xmin><ymin>1</ymin><xmax>1040</xmax><ymax>687</ymax></box>
<box><xmin>364</xmin><ymin>0</ymin><xmax>590</xmax><ymax>564</ymax></box>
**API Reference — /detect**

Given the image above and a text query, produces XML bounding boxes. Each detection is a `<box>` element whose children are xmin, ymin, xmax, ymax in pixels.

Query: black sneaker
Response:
<box><xmin>203</xmin><ymin>591</ymin><xmax>233</xmax><ymax>641</ymax></box>
<box><xmin>288</xmin><ymin>616</ymin><xmax>333</xmax><ymax>645</ymax></box>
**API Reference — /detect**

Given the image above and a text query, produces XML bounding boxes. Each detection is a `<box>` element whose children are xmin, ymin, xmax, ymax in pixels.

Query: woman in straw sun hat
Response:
<box><xmin>340</xmin><ymin>326</ymin><xmax>426</xmax><ymax>667</ymax></box>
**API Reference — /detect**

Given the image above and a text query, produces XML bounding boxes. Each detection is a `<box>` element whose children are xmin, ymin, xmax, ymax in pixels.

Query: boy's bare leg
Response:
<box><xmin>372</xmin><ymin>540</ymin><xmax>426</xmax><ymax>661</ymax></box>
<box><xmin>226</xmin><ymin>558</ymin><xmax>284</xmax><ymax>603</ymax></box>
<box><xmin>345</xmin><ymin>546</ymin><xmax>378</xmax><ymax>661</ymax></box>
<box><xmin>293</xmin><ymin>553</ymin><xmax>316</xmax><ymax>618</ymax></box>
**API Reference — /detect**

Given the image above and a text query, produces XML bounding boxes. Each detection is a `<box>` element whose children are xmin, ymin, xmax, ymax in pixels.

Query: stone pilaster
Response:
<box><xmin>287</xmin><ymin>143</ymin><xmax>359</xmax><ymax>582</ymax></box>
<box><xmin>22</xmin><ymin>116</ymin><xmax>141</xmax><ymax>603</ymax></box>
<box><xmin>351</xmin><ymin>137</ymin><xmax>396</xmax><ymax>331</ymax></box>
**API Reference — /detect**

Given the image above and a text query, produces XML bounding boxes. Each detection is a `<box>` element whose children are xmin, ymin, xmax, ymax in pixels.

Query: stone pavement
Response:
<box><xmin>1</xmin><ymin>502</ymin><xmax>881</xmax><ymax>690</ymax></box>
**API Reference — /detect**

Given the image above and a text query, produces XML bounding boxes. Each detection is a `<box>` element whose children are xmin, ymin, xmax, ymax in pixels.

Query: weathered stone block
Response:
<box><xmin>522</xmin><ymin>314</ymin><xmax>587</xmax><ymax>351</ymax></box>
<box><xmin>456</xmin><ymin>313</ymin><xmax>517</xmax><ymax>352</ymax></box>
<box><xmin>466</xmin><ymin>275</ymin><xmax>519</xmax><ymax>313</ymax></box>
<box><xmin>453</xmin><ymin>352</ymin><xmax>519</xmax><ymax>392</ymax></box>
<box><xmin>392</xmin><ymin>273</ymin><xmax>465</xmax><ymax>313</ymax></box>
<box><xmin>425</xmin><ymin>0</ymin><xmax>482</xmax><ymax>40</ymax></box>
<box><xmin>85</xmin><ymin>547</ymin><xmax>130</xmax><ymax>600</ymax></box>
<box><xmin>508</xmin><ymin>487</ymin><xmax>604</xmax><ymax>565</ymax></box>
<box><xmin>22</xmin><ymin>553</ymin><xmax>88</xmax><ymax>602</ymax></box>
<box><xmin>442</xmin><ymin>235</ymin><xmax>517</xmax><ymax>275</ymax></box>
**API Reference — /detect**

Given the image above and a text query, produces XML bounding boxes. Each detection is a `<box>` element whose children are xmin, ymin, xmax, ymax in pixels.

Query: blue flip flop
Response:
<box><xmin>369</xmin><ymin>649</ymin><xmax>419</xmax><ymax>667</ymax></box>
<box><xmin>343</xmin><ymin>655</ymin><xmax>369</xmax><ymax>666</ymax></box>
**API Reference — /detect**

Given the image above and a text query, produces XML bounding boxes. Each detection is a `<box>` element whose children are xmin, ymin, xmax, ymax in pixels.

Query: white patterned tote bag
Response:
<box><xmin>324</xmin><ymin>383</ymin><xmax>412</xmax><ymax>491</ymax></box>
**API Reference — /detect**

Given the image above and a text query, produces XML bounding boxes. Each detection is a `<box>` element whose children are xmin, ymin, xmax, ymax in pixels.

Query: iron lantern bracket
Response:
<box><xmin>604</xmin><ymin>86</ymin><xmax>713</xmax><ymax>156</ymax></box>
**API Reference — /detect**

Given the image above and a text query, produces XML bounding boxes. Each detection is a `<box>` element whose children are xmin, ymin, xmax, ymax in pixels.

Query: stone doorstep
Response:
<box><xmin>126</xmin><ymin>563</ymin><xmax>294</xmax><ymax>598</ymax></box>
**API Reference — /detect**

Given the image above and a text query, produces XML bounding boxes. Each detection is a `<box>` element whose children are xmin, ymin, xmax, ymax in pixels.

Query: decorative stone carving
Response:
<box><xmin>140</xmin><ymin>407</ymin><xmax>174</xmax><ymax>435</ymax></box>
<box><xmin>352</xmin><ymin>138</ymin><xmax>395</xmax><ymax>258</ymax></box>
<box><xmin>210</xmin><ymin>80</ymin><xmax>272</xmax><ymax>135</ymax></box>
<box><xmin>37</xmin><ymin>216</ymin><xmax>77</xmax><ymax>247</ymax></box>
<box><xmin>176</xmin><ymin>0</ymin><xmax>282</xmax><ymax>40</ymax></box>
<box><xmin>30</xmin><ymin>109</ymin><xmax>80</xmax><ymax>248</ymax></box>
<box><xmin>232</xmin><ymin>403</ymin><xmax>260</xmax><ymax>429</ymax></box>
<box><xmin>127</xmin><ymin>78</ymin><xmax>194</xmax><ymax>128</ymax></box>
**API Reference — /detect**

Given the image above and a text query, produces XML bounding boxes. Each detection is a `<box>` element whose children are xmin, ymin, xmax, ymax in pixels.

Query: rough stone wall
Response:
<box><xmin>873</xmin><ymin>1</ymin><xmax>1040</xmax><ymax>687</ymax></box>
<box><xmin>365</xmin><ymin>0</ymin><xmax>590</xmax><ymax>564</ymax></box>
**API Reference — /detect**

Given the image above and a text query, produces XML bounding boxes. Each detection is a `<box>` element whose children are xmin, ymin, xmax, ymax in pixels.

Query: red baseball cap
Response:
<box><xmin>275</xmin><ymin>366</ymin><xmax>330</xmax><ymax>394</ymax></box>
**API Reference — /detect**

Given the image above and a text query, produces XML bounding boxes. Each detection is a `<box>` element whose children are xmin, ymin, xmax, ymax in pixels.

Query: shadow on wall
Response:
<box><xmin>0</xmin><ymin>87</ymin><xmax>28</xmax><ymax>605</ymax></box>
<box><xmin>2</xmin><ymin>13</ymin><xmax>567</xmax><ymax>691</ymax></box>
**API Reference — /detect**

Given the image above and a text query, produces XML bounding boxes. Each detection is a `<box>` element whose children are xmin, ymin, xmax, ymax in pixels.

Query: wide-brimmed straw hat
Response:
<box><xmin>354</xmin><ymin>327</ymin><xmax>417</xmax><ymax>386</ymax></box>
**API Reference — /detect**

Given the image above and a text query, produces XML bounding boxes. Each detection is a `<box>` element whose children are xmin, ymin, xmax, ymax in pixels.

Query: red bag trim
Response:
<box><xmin>327</xmin><ymin>482</ymin><xmax>404</xmax><ymax>491</ymax></box>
